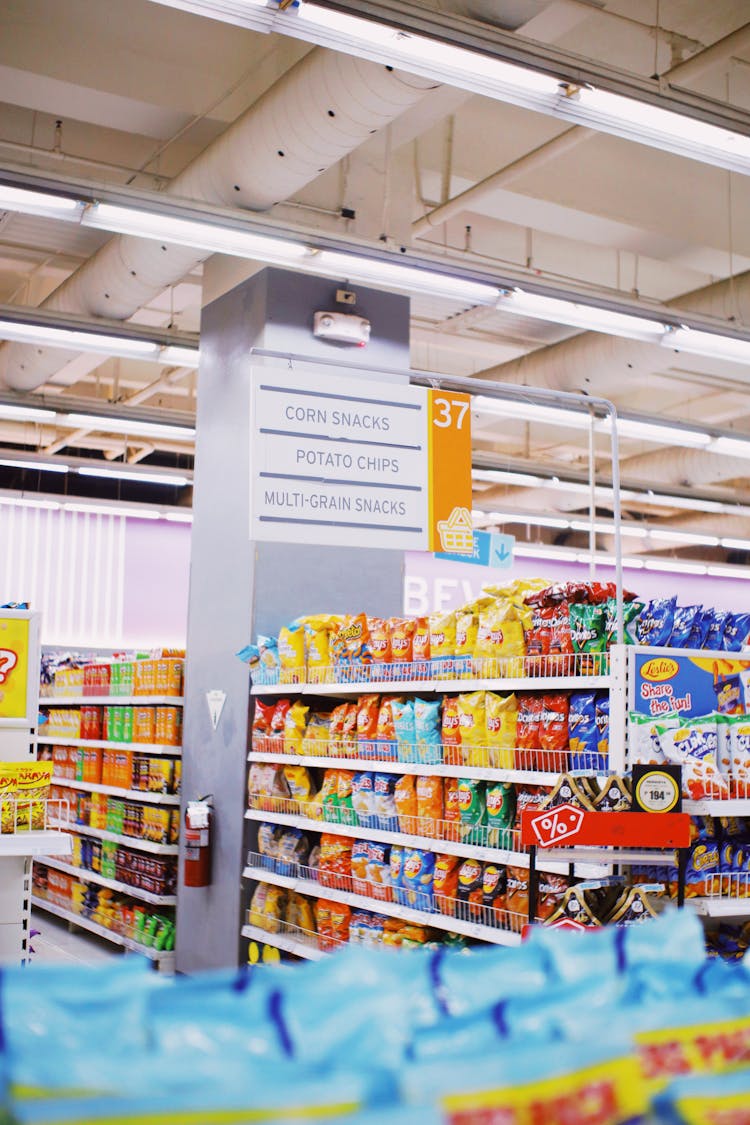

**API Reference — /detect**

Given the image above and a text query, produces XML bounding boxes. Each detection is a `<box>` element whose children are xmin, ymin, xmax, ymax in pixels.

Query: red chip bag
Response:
<box><xmin>270</xmin><ymin>700</ymin><xmax>291</xmax><ymax>734</ymax></box>
<box><xmin>540</xmin><ymin>693</ymin><xmax>570</xmax><ymax>754</ymax></box>
<box><xmin>357</xmin><ymin>695</ymin><xmax>380</xmax><ymax>742</ymax></box>
<box><xmin>342</xmin><ymin>704</ymin><xmax>359</xmax><ymax>755</ymax></box>
<box><xmin>252</xmin><ymin>700</ymin><xmax>275</xmax><ymax>735</ymax></box>
<box><xmin>516</xmin><ymin>695</ymin><xmax>543</xmax><ymax>769</ymax></box>
<box><xmin>390</xmin><ymin>618</ymin><xmax>416</xmax><ymax>663</ymax></box>
<box><xmin>329</xmin><ymin>703</ymin><xmax>349</xmax><ymax>756</ymax></box>
<box><xmin>548</xmin><ymin>604</ymin><xmax>574</xmax><ymax>659</ymax></box>
<box><xmin>413</xmin><ymin>617</ymin><xmax>431</xmax><ymax>664</ymax></box>
<box><xmin>369</xmin><ymin>618</ymin><xmax>392</xmax><ymax>666</ymax></box>
<box><xmin>537</xmin><ymin>873</ymin><xmax>570</xmax><ymax>922</ymax></box>
<box><xmin>433</xmin><ymin>854</ymin><xmax>460</xmax><ymax>915</ymax></box>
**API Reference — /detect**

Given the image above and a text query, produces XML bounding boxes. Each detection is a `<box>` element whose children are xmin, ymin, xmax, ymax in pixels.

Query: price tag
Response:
<box><xmin>632</xmin><ymin>765</ymin><xmax>682</xmax><ymax>813</ymax></box>
<box><xmin>528</xmin><ymin>803</ymin><xmax>585</xmax><ymax>847</ymax></box>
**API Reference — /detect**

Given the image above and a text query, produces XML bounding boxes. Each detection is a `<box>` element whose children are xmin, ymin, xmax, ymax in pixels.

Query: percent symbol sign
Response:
<box><xmin>531</xmin><ymin>804</ymin><xmax>585</xmax><ymax>847</ymax></box>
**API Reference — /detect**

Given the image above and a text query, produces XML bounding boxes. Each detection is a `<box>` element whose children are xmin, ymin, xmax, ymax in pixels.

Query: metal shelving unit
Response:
<box><xmin>31</xmin><ymin>895</ymin><xmax>175</xmax><ymax>968</ymax></box>
<box><xmin>37</xmin><ymin>856</ymin><xmax>176</xmax><ymax>906</ymax></box>
<box><xmin>51</xmin><ymin>775</ymin><xmax>180</xmax><ymax>805</ymax></box>
<box><xmin>38</xmin><ymin>736</ymin><xmax>181</xmax><ymax>755</ymax></box>
<box><xmin>49</xmin><ymin>818</ymin><xmax>178</xmax><ymax>856</ymax></box>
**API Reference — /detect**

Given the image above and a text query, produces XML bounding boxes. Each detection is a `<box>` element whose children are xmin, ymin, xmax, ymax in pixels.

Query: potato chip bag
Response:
<box><xmin>540</xmin><ymin>693</ymin><xmax>570</xmax><ymax>755</ymax></box>
<box><xmin>283</xmin><ymin>765</ymin><xmax>314</xmax><ymax>807</ymax></box>
<box><xmin>394</xmin><ymin>774</ymin><xmax>417</xmax><ymax>835</ymax></box>
<box><xmin>352</xmin><ymin>772</ymin><xmax>375</xmax><ymax>827</ymax></box>
<box><xmin>286</xmin><ymin>891</ymin><xmax>315</xmax><ymax>933</ymax></box>
<box><xmin>366</xmin><ymin>841</ymin><xmax>391</xmax><ymax>900</ymax></box>
<box><xmin>416</xmin><ymin>775</ymin><xmax>443</xmax><ymax>838</ymax></box>
<box><xmin>547</xmin><ymin>602</ymin><xmax>574</xmax><ymax>664</ymax></box>
<box><xmin>392</xmin><ymin>699</ymin><xmax>417</xmax><ymax>761</ymax></box>
<box><xmin>402</xmin><ymin>848</ymin><xmax>436</xmax><ymax>910</ymax></box>
<box><xmin>304</xmin><ymin>712</ymin><xmax>331</xmax><ymax>747</ymax></box>
<box><xmin>505</xmin><ymin>866</ymin><xmax>529</xmax><ymax>931</ymax></box>
<box><xmin>414</xmin><ymin>698</ymin><xmax>442</xmax><ymax>764</ymax></box>
<box><xmin>485</xmin><ymin>692</ymin><xmax>517</xmax><ymax>769</ymax></box>
<box><xmin>278</xmin><ymin>624</ymin><xmax>306</xmax><ymax>683</ymax></box>
<box><xmin>332</xmin><ymin>613</ymin><xmax>372</xmax><ymax>665</ymax></box>
<box><xmin>570</xmin><ymin>604</ymin><xmax>608</xmax><ymax>673</ymax></box>
<box><xmin>303</xmin><ymin>621</ymin><xmax>332</xmax><ymax>674</ymax></box>
<box><xmin>249</xmin><ymin>883</ymin><xmax>269</xmax><ymax>929</ymax></box>
<box><xmin>482</xmin><ymin>864</ymin><xmax>506</xmax><ymax>913</ymax></box>
<box><xmin>373</xmin><ymin>772</ymin><xmax>398</xmax><ymax>829</ymax></box>
<box><xmin>442</xmin><ymin>697</ymin><xmax>461</xmax><ymax>766</ymax></box>
<box><xmin>444</xmin><ymin>777</ymin><xmax>461</xmax><ymax>836</ymax></box>
<box><xmin>455</xmin><ymin>611</ymin><xmax>479</xmax><ymax>675</ymax></box>
<box><xmin>314</xmin><ymin>899</ymin><xmax>333</xmax><ymax>950</ymax></box>
<box><xmin>486</xmin><ymin>781</ymin><xmax>515</xmax><ymax>848</ymax></box>
<box><xmin>456</xmin><ymin>858</ymin><xmax>484</xmax><ymax>916</ymax></box>
<box><xmin>341</xmin><ymin>703</ymin><xmax>359</xmax><ymax>755</ymax></box>
<box><xmin>413</xmin><ymin>617</ymin><xmax>431</xmax><ymax>665</ymax></box>
<box><xmin>357</xmin><ymin>695</ymin><xmax>380</xmax><ymax>744</ymax></box>
<box><xmin>376</xmin><ymin>697</ymin><xmax>400</xmax><ymax>759</ymax></box>
<box><xmin>457</xmin><ymin>691</ymin><xmax>486</xmax><ymax>765</ymax></box>
<box><xmin>329</xmin><ymin>902</ymin><xmax>351</xmax><ymax>947</ymax></box>
<box><xmin>319</xmin><ymin>834</ymin><xmax>352</xmax><ymax>888</ymax></box>
<box><xmin>433</xmin><ymin>854</ymin><xmax>460</xmax><ymax>914</ymax></box>
<box><xmin>283</xmin><ymin>700</ymin><xmax>309</xmax><ymax>755</ymax></box>
<box><xmin>328</xmin><ymin>703</ymin><xmax>349</xmax><ymax>756</ymax></box>
<box><xmin>261</xmin><ymin>886</ymin><xmax>287</xmax><ymax>933</ymax></box>
<box><xmin>0</xmin><ymin>765</ymin><xmax>17</xmax><ymax>834</ymax></box>
<box><xmin>475</xmin><ymin>601</ymin><xmax>525</xmax><ymax>674</ymax></box>
<box><xmin>351</xmin><ymin>839</ymin><xmax>370</xmax><ymax>894</ymax></box>
<box><xmin>569</xmin><ymin>691</ymin><xmax>598</xmax><ymax>771</ymax></box>
<box><xmin>337</xmin><ymin>770</ymin><xmax>355</xmax><ymax>823</ymax></box>
<box><xmin>458</xmin><ymin>778</ymin><xmax>487</xmax><ymax>844</ymax></box>
<box><xmin>270</xmin><ymin>699</ymin><xmax>291</xmax><ymax>736</ymax></box>
<box><xmin>258</xmin><ymin>822</ymin><xmax>281</xmax><ymax>859</ymax></box>
<box><xmin>368</xmin><ymin>617</ymin><xmax>392</xmax><ymax>667</ymax></box>
<box><xmin>277</xmin><ymin>828</ymin><xmax>309</xmax><ymax>866</ymax></box>
<box><xmin>252</xmin><ymin>700</ymin><xmax>275</xmax><ymax>737</ymax></box>
<box><xmin>390</xmin><ymin>846</ymin><xmax>405</xmax><ymax>902</ymax></box>
<box><xmin>390</xmin><ymin>617</ymin><xmax>416</xmax><ymax>664</ymax></box>
<box><xmin>429</xmin><ymin>611</ymin><xmax>456</xmax><ymax>674</ymax></box>
<box><xmin>319</xmin><ymin>769</ymin><xmax>339</xmax><ymax>819</ymax></box>
<box><xmin>596</xmin><ymin>695</ymin><xmax>610</xmax><ymax>760</ymax></box>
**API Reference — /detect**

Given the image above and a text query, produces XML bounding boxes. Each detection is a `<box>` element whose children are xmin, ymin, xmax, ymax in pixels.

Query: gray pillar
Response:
<box><xmin>176</xmin><ymin>268</ymin><xmax>410</xmax><ymax>971</ymax></box>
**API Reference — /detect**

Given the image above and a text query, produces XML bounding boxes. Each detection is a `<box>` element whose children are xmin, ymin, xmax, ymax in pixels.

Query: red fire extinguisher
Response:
<box><xmin>184</xmin><ymin>796</ymin><xmax>212</xmax><ymax>887</ymax></box>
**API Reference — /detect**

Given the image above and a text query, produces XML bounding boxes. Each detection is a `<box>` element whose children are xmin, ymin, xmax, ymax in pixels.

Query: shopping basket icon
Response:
<box><xmin>436</xmin><ymin>506</ymin><xmax>474</xmax><ymax>554</ymax></box>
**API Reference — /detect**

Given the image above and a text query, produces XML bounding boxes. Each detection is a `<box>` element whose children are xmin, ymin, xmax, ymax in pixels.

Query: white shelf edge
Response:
<box><xmin>38</xmin><ymin>736</ymin><xmax>181</xmax><ymax>755</ymax></box>
<box><xmin>49</xmin><ymin>819</ymin><xmax>178</xmax><ymax>856</ymax></box>
<box><xmin>31</xmin><ymin>897</ymin><xmax>175</xmax><ymax>963</ymax></box>
<box><xmin>36</xmin><ymin>857</ymin><xmax>176</xmax><ymax>906</ymax></box>
<box><xmin>691</xmin><ymin>897</ymin><xmax>750</xmax><ymax>918</ymax></box>
<box><xmin>251</xmin><ymin>676</ymin><xmax>611</xmax><ymax>697</ymax></box>
<box><xmin>41</xmin><ymin>696</ymin><xmax>184</xmax><ymax>706</ymax></box>
<box><xmin>538</xmin><ymin>847</ymin><xmax>671</xmax><ymax>866</ymax></box>
<box><xmin>0</xmin><ymin>831</ymin><xmax>72</xmax><ymax>857</ymax></box>
<box><xmin>684</xmin><ymin>799</ymin><xmax>750</xmax><ymax>815</ymax></box>
<box><xmin>246</xmin><ymin>751</ymin><xmax>558</xmax><ymax>785</ymax></box>
<box><xmin>244</xmin><ymin>807</ymin><xmax>572</xmax><ymax>874</ymax></box>
<box><xmin>241</xmin><ymin>923</ymin><xmax>324</xmax><ymax>960</ymax></box>
<box><xmin>51</xmin><ymin>775</ymin><xmax>180</xmax><ymax>805</ymax></box>
<box><xmin>243</xmin><ymin>865</ymin><xmax>522</xmax><ymax>946</ymax></box>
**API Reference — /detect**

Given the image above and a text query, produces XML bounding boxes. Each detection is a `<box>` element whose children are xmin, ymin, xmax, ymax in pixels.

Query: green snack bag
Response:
<box><xmin>457</xmin><ymin>778</ymin><xmax>487</xmax><ymax>845</ymax></box>
<box><xmin>121</xmin><ymin>707</ymin><xmax>133</xmax><ymax>743</ymax></box>
<box><xmin>486</xmin><ymin>781</ymin><xmax>516</xmax><ymax>848</ymax></box>
<box><xmin>605</xmin><ymin>597</ymin><xmax>642</xmax><ymax>646</ymax></box>
<box><xmin>336</xmin><ymin>769</ymin><xmax>356</xmax><ymax>826</ymax></box>
<box><xmin>570</xmin><ymin>604</ymin><xmax>607</xmax><ymax>674</ymax></box>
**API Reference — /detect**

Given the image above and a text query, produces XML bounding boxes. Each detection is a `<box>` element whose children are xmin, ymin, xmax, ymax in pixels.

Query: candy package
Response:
<box><xmin>636</xmin><ymin>597</ymin><xmax>677</xmax><ymax>646</ymax></box>
<box><xmin>485</xmin><ymin>692</ymin><xmax>517</xmax><ymax>769</ymax></box>
<box><xmin>414</xmin><ymin>699</ymin><xmax>442</xmax><ymax>764</ymax></box>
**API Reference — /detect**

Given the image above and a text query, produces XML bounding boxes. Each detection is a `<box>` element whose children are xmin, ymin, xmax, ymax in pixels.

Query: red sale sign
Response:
<box><xmin>527</xmin><ymin>804</ymin><xmax>584</xmax><ymax>847</ymax></box>
<box><xmin>520</xmin><ymin>808</ymin><xmax>691</xmax><ymax>849</ymax></box>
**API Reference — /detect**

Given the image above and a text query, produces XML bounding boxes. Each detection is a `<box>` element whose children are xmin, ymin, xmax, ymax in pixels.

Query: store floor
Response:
<box><xmin>29</xmin><ymin>908</ymin><xmax>118</xmax><ymax>965</ymax></box>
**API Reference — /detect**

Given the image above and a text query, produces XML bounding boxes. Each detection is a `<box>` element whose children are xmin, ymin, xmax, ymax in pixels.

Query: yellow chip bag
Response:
<box><xmin>16</xmin><ymin>762</ymin><xmax>53</xmax><ymax>831</ymax></box>
<box><xmin>305</xmin><ymin>621</ymin><xmax>333</xmax><ymax>672</ymax></box>
<box><xmin>455</xmin><ymin>611</ymin><xmax>478</xmax><ymax>658</ymax></box>
<box><xmin>457</xmin><ymin>690</ymin><xmax>486</xmax><ymax>765</ymax></box>
<box><xmin>261</xmin><ymin>886</ymin><xmax>288</xmax><ymax>933</ymax></box>
<box><xmin>283</xmin><ymin>764</ymin><xmax>314</xmax><ymax>806</ymax></box>
<box><xmin>286</xmin><ymin>891</ymin><xmax>315</xmax><ymax>933</ymax></box>
<box><xmin>278</xmin><ymin>624</ymin><xmax>306</xmax><ymax>684</ymax></box>
<box><xmin>486</xmin><ymin>692</ymin><xmax>518</xmax><ymax>769</ymax></box>
<box><xmin>430</xmin><ymin>611</ymin><xmax>456</xmax><ymax>676</ymax></box>
<box><xmin>283</xmin><ymin>700</ymin><xmax>309</xmax><ymax>754</ymax></box>
<box><xmin>475</xmin><ymin>601</ymin><xmax>525</xmax><ymax>675</ymax></box>
<box><xmin>0</xmin><ymin>765</ymin><xmax>17</xmax><ymax>834</ymax></box>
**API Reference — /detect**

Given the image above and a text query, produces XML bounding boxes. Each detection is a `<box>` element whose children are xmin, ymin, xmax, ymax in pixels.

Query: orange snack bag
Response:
<box><xmin>329</xmin><ymin>703</ymin><xmax>349</xmax><ymax>756</ymax></box>
<box><xmin>341</xmin><ymin>703</ymin><xmax>359</xmax><ymax>755</ymax></box>
<box><xmin>369</xmin><ymin>618</ymin><xmax>392</xmax><ymax>666</ymax></box>
<box><xmin>314</xmin><ymin>899</ymin><xmax>334</xmax><ymax>951</ymax></box>
<box><xmin>319</xmin><ymin>833</ymin><xmax>352</xmax><ymax>888</ymax></box>
<box><xmin>413</xmin><ymin>618</ymin><xmax>431</xmax><ymax>664</ymax></box>
<box><xmin>357</xmin><ymin>695</ymin><xmax>380</xmax><ymax>742</ymax></box>
<box><xmin>443</xmin><ymin>777</ymin><xmax>461</xmax><ymax>842</ymax></box>
<box><xmin>433</xmin><ymin>854</ymin><xmax>460</xmax><ymax>914</ymax></box>
<box><xmin>394</xmin><ymin>774</ymin><xmax>417</xmax><ymax>834</ymax></box>
<box><xmin>442</xmin><ymin>697</ymin><xmax>461</xmax><ymax>766</ymax></box>
<box><xmin>390</xmin><ymin>618</ymin><xmax>416</xmax><ymax>663</ymax></box>
<box><xmin>376</xmin><ymin>697</ymin><xmax>400</xmax><ymax>744</ymax></box>
<box><xmin>416</xmin><ymin>775</ymin><xmax>443</xmax><ymax>837</ymax></box>
<box><xmin>329</xmin><ymin>902</ymin><xmax>351</xmax><ymax>947</ymax></box>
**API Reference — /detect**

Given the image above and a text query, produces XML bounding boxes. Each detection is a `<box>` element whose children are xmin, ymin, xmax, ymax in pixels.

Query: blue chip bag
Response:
<box><xmin>704</xmin><ymin>609</ymin><xmax>730</xmax><ymax>651</ymax></box>
<box><xmin>670</xmin><ymin>605</ymin><xmax>701</xmax><ymax>648</ymax></box>
<box><xmin>392</xmin><ymin>699</ymin><xmax>416</xmax><ymax>762</ymax></box>
<box><xmin>636</xmin><ymin>597</ymin><xmax>677</xmax><ymax>646</ymax></box>
<box><xmin>414</xmin><ymin>699</ymin><xmax>442</xmax><ymax>765</ymax></box>
<box><xmin>402</xmin><ymin>848</ymin><xmax>436</xmax><ymax>911</ymax></box>
<box><xmin>373</xmin><ymin>772</ymin><xmax>398</xmax><ymax>830</ymax></box>
<box><xmin>568</xmin><ymin>691</ymin><xmax>599</xmax><ymax>770</ymax></box>
<box><xmin>595</xmin><ymin>695</ymin><xmax>610</xmax><ymax>760</ymax></box>
<box><xmin>688</xmin><ymin>607</ymin><xmax>714</xmax><ymax>649</ymax></box>
<box><xmin>723</xmin><ymin>611</ymin><xmax>750</xmax><ymax>652</ymax></box>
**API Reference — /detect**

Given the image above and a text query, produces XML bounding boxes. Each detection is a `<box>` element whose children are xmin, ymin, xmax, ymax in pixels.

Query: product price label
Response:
<box><xmin>632</xmin><ymin>765</ymin><xmax>682</xmax><ymax>813</ymax></box>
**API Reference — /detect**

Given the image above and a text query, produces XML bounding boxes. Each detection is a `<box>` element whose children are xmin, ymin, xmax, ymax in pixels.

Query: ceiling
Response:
<box><xmin>2</xmin><ymin>0</ymin><xmax>750</xmax><ymax>564</ymax></box>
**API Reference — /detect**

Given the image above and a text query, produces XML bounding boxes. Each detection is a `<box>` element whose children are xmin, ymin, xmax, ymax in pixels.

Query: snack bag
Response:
<box><xmin>278</xmin><ymin>624</ymin><xmax>306</xmax><ymax>684</ymax></box>
<box><xmin>705</xmin><ymin>610</ymin><xmax>731</xmax><ymax>651</ymax></box>
<box><xmin>249</xmin><ymin>883</ymin><xmax>270</xmax><ymax>929</ymax></box>
<box><xmin>593</xmin><ymin>776</ymin><xmax>632</xmax><ymax>812</ymax></box>
<box><xmin>318</xmin><ymin>834</ymin><xmax>352</xmax><ymax>888</ymax></box>
<box><xmin>373</xmin><ymin>773</ymin><xmax>398</xmax><ymax>830</ymax></box>
<box><xmin>723</xmin><ymin>611</ymin><xmax>750</xmax><ymax>653</ymax></box>
<box><xmin>659</xmin><ymin>715</ymin><xmax>730</xmax><ymax>800</ymax></box>
<box><xmin>314</xmin><ymin>900</ymin><xmax>333</xmax><ymax>950</ymax></box>
<box><xmin>628</xmin><ymin>711</ymin><xmax>672</xmax><ymax>765</ymax></box>
<box><xmin>688</xmin><ymin>607</ymin><xmax>714</xmax><ymax>649</ymax></box>
<box><xmin>329</xmin><ymin>902</ymin><xmax>351</xmax><ymax>947</ymax></box>
<box><xmin>596</xmin><ymin>695</ymin><xmax>610</xmax><ymax>760</ymax></box>
<box><xmin>504</xmin><ymin>866</ymin><xmax>529</xmax><ymax>931</ymax></box>
<box><xmin>336</xmin><ymin>770</ymin><xmax>356</xmax><ymax>825</ymax></box>
<box><xmin>328</xmin><ymin>703</ymin><xmax>349</xmax><ymax>757</ymax></box>
<box><xmin>547</xmin><ymin>602</ymin><xmax>575</xmax><ymax>665</ymax></box>
<box><xmin>457</xmin><ymin>690</ymin><xmax>486</xmax><ymax>766</ymax></box>
<box><xmin>569</xmin><ymin>691</ymin><xmax>598</xmax><ymax>770</ymax></box>
<box><xmin>570</xmin><ymin>604</ymin><xmax>607</xmax><ymax>673</ymax></box>
<box><xmin>258</xmin><ymin>822</ymin><xmax>281</xmax><ymax>860</ymax></box>
<box><xmin>331</xmin><ymin>614</ymin><xmax>372</xmax><ymax>669</ymax></box>
<box><xmin>351</xmin><ymin>838</ymin><xmax>370</xmax><ymax>895</ymax></box>
<box><xmin>456</xmin><ymin>858</ymin><xmax>484</xmax><ymax>917</ymax></box>
<box><xmin>277</xmin><ymin>827</ymin><xmax>310</xmax><ymax>868</ymax></box>
<box><xmin>390</xmin><ymin>846</ymin><xmax>405</xmax><ymax>902</ymax></box>
<box><xmin>0</xmin><ymin>765</ymin><xmax>16</xmax><ymax>834</ymax></box>
<box><xmin>485</xmin><ymin>692</ymin><xmax>517</xmax><ymax>768</ymax></box>
<box><xmin>402</xmin><ymin>848</ymin><xmax>436</xmax><ymax>910</ymax></box>
<box><xmin>412</xmin><ymin>617</ymin><xmax>431</xmax><ymax>667</ymax></box>
<box><xmin>357</xmin><ymin>695</ymin><xmax>380</xmax><ymax>749</ymax></box>
<box><xmin>283</xmin><ymin>764</ymin><xmax>314</xmax><ymax>808</ymax></box>
<box><xmin>455</xmin><ymin>611</ymin><xmax>479</xmax><ymax>676</ymax></box>
<box><xmin>458</xmin><ymin>778</ymin><xmax>487</xmax><ymax>845</ymax></box>
<box><xmin>516</xmin><ymin>695</ymin><xmax>544</xmax><ymax>769</ymax></box>
<box><xmin>304</xmin><ymin>712</ymin><xmax>332</xmax><ymax>750</ymax></box>
<box><xmin>390</xmin><ymin>617</ymin><xmax>416</xmax><ymax>664</ymax></box>
<box><xmin>376</xmin><ymin>697</ymin><xmax>399</xmax><ymax>761</ymax></box>
<box><xmin>429</xmin><ymin>611</ymin><xmax>456</xmax><ymax>676</ymax></box>
<box><xmin>270</xmin><ymin>699</ymin><xmax>291</xmax><ymax>736</ymax></box>
<box><xmin>482</xmin><ymin>864</ymin><xmax>505</xmax><ymax>914</ymax></box>
<box><xmin>304</xmin><ymin>618</ymin><xmax>334</xmax><ymax>676</ymax></box>
<box><xmin>352</xmin><ymin>772</ymin><xmax>376</xmax><ymax>828</ymax></box>
<box><xmin>283</xmin><ymin>700</ymin><xmax>309</xmax><ymax>755</ymax></box>
<box><xmin>443</xmin><ymin>777</ymin><xmax>461</xmax><ymax>842</ymax></box>
<box><xmin>394</xmin><ymin>774</ymin><xmax>418</xmax><ymax>835</ymax></box>
<box><xmin>475</xmin><ymin>601</ymin><xmax>525</xmax><ymax>675</ymax></box>
<box><xmin>414</xmin><ymin>699</ymin><xmax>442</xmax><ymax>765</ymax></box>
<box><xmin>669</xmin><ymin>605</ymin><xmax>701</xmax><ymax>648</ymax></box>
<box><xmin>343</xmin><ymin>701</ymin><xmax>359</xmax><ymax>752</ymax></box>
<box><xmin>416</xmin><ymin>775</ymin><xmax>443</xmax><ymax>838</ymax></box>
<box><xmin>685</xmin><ymin>819</ymin><xmax>720</xmax><ymax>897</ymax></box>
<box><xmin>536</xmin><ymin>873</ymin><xmax>570</xmax><ymax>923</ymax></box>
<box><xmin>540</xmin><ymin>693</ymin><xmax>570</xmax><ymax>758</ymax></box>
<box><xmin>486</xmin><ymin>781</ymin><xmax>515</xmax><ymax>848</ymax></box>
<box><xmin>433</xmin><ymin>854</ymin><xmax>460</xmax><ymax>915</ymax></box>
<box><xmin>319</xmin><ymin>769</ymin><xmax>340</xmax><ymax>820</ymax></box>
<box><xmin>392</xmin><ymin>699</ymin><xmax>417</xmax><ymax>762</ymax></box>
<box><xmin>636</xmin><ymin>597</ymin><xmax>677</xmax><ymax>646</ymax></box>
<box><xmin>604</xmin><ymin>597</ymin><xmax>643</xmax><ymax>646</ymax></box>
<box><xmin>727</xmin><ymin>714</ymin><xmax>750</xmax><ymax>788</ymax></box>
<box><xmin>252</xmin><ymin>700</ymin><xmax>275</xmax><ymax>739</ymax></box>
<box><xmin>368</xmin><ymin>618</ymin><xmax>392</xmax><ymax>669</ymax></box>
<box><xmin>442</xmin><ymin>697</ymin><xmax>461</xmax><ymax>766</ymax></box>
<box><xmin>366</xmin><ymin>841</ymin><xmax>391</xmax><ymax>901</ymax></box>
<box><xmin>286</xmin><ymin>891</ymin><xmax>315</xmax><ymax>934</ymax></box>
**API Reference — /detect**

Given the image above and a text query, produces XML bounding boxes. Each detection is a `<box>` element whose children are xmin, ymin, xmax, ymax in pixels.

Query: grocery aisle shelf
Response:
<box><xmin>243</xmin><ymin>865</ymin><xmax>522</xmax><ymax>946</ymax></box>
<box><xmin>538</xmin><ymin>847</ymin><xmax>673</xmax><ymax>866</ymax></box>
<box><xmin>49</xmin><ymin>820</ymin><xmax>178</xmax><ymax>856</ymax></box>
<box><xmin>251</xmin><ymin>676</ymin><xmax>611</xmax><ymax>697</ymax></box>
<box><xmin>38</xmin><ymin>736</ymin><xmax>181</xmax><ymax>755</ymax></box>
<box><xmin>51</xmin><ymin>776</ymin><xmax>180</xmax><ymax>805</ymax></box>
<box><xmin>240</xmin><ymin>923</ymin><xmax>324</xmax><ymax>960</ymax></box>
<box><xmin>247</xmin><ymin>751</ymin><xmax>557</xmax><ymax>785</ymax></box>
<box><xmin>683</xmin><ymin>800</ymin><xmax>750</xmax><ymax>816</ymax></box>
<box><xmin>39</xmin><ymin>857</ymin><xmax>177</xmax><ymax>906</ymax></box>
<box><xmin>691</xmin><ymin>898</ymin><xmax>750</xmax><ymax>917</ymax></box>
<box><xmin>32</xmin><ymin>897</ymin><xmax>175</xmax><ymax>965</ymax></box>
<box><xmin>0</xmin><ymin>832</ymin><xmax>72</xmax><ymax>857</ymax></box>
<box><xmin>41</xmin><ymin>696</ymin><xmax>184</xmax><ymax>706</ymax></box>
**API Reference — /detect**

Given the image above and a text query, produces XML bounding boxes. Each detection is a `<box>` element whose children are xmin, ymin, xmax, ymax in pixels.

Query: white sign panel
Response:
<box><xmin>249</xmin><ymin>368</ymin><xmax>429</xmax><ymax>550</ymax></box>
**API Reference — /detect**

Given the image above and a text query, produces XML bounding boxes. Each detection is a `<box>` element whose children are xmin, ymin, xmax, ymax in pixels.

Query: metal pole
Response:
<box><xmin>588</xmin><ymin>407</ymin><xmax>597</xmax><ymax>579</ymax></box>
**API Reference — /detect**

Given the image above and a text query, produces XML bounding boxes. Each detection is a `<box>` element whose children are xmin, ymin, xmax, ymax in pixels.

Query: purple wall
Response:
<box><xmin>122</xmin><ymin>519</ymin><xmax>191</xmax><ymax>647</ymax></box>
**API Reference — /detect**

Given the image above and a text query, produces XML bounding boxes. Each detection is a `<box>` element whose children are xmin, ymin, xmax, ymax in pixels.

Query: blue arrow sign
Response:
<box><xmin>435</xmin><ymin>530</ymin><xmax>514</xmax><ymax>568</ymax></box>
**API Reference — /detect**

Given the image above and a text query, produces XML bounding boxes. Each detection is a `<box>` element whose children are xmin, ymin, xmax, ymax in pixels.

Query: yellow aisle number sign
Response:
<box><xmin>427</xmin><ymin>390</ymin><xmax>473</xmax><ymax>554</ymax></box>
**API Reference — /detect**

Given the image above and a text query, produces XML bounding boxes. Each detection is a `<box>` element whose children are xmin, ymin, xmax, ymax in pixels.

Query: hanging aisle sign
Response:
<box><xmin>249</xmin><ymin>368</ymin><xmax>472</xmax><ymax>552</ymax></box>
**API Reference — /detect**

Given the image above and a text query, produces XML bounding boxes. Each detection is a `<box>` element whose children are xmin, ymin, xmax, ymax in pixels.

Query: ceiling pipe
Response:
<box><xmin>0</xmin><ymin>49</ymin><xmax>437</xmax><ymax>393</ymax></box>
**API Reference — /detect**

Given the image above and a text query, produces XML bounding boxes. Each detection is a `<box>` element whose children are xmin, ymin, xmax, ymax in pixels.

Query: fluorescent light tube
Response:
<box><xmin>663</xmin><ymin>326</ymin><xmax>750</xmax><ymax>365</ymax></box>
<box><xmin>0</xmin><ymin>319</ymin><xmax>160</xmax><ymax>359</ymax></box>
<box><xmin>707</xmin><ymin>565</ymin><xmax>750</xmax><ymax>580</ymax></box>
<box><xmin>488</xmin><ymin>510</ymin><xmax>571</xmax><ymax>529</ymax></box>
<box><xmin>63</xmin><ymin>502</ymin><xmax>161</xmax><ymax>519</ymax></box>
<box><xmin>721</xmin><ymin>538</ymin><xmax>750</xmax><ymax>551</ymax></box>
<box><xmin>0</xmin><ymin>496</ymin><xmax>60</xmax><ymax>510</ymax></box>
<box><xmin>708</xmin><ymin>435</ymin><xmax>750</xmax><ymax>459</ymax></box>
<box><xmin>0</xmin><ymin>458</ymin><xmax>69</xmax><ymax>473</ymax></box>
<box><xmin>0</xmin><ymin>403</ymin><xmax>56</xmax><ymax>423</ymax></box>
<box><xmin>473</xmin><ymin>396</ymin><xmax>590</xmax><ymax>429</ymax></box>
<box><xmin>0</xmin><ymin>185</ymin><xmax>82</xmax><ymax>220</ymax></box>
<box><xmin>513</xmin><ymin>545</ymin><xmax>577</xmax><ymax>561</ymax></box>
<box><xmin>569</xmin><ymin>519</ymin><xmax>649</xmax><ymax>539</ymax></box>
<box><xmin>471</xmin><ymin>468</ymin><xmax>546</xmax><ymax>487</ymax></box>
<box><xmin>644</xmin><ymin>559</ymin><xmax>708</xmax><ymax>574</ymax></box>
<box><xmin>159</xmin><ymin>345</ymin><xmax>200</xmax><ymax>368</ymax></box>
<box><xmin>63</xmin><ymin>414</ymin><xmax>196</xmax><ymax>441</ymax></box>
<box><xmin>611</xmin><ymin>418</ymin><xmax>712</xmax><ymax>447</ymax></box>
<box><xmin>315</xmin><ymin>250</ymin><xmax>498</xmax><ymax>304</ymax></box>
<box><xmin>648</xmin><ymin>529</ymin><xmax>721</xmax><ymax>547</ymax></box>
<box><xmin>163</xmin><ymin>511</ymin><xmax>193</xmax><ymax>523</ymax></box>
<box><xmin>78</xmin><ymin>467</ymin><xmax>191</xmax><ymax>487</ymax></box>
<box><xmin>497</xmin><ymin>288</ymin><xmax>664</xmax><ymax>341</ymax></box>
